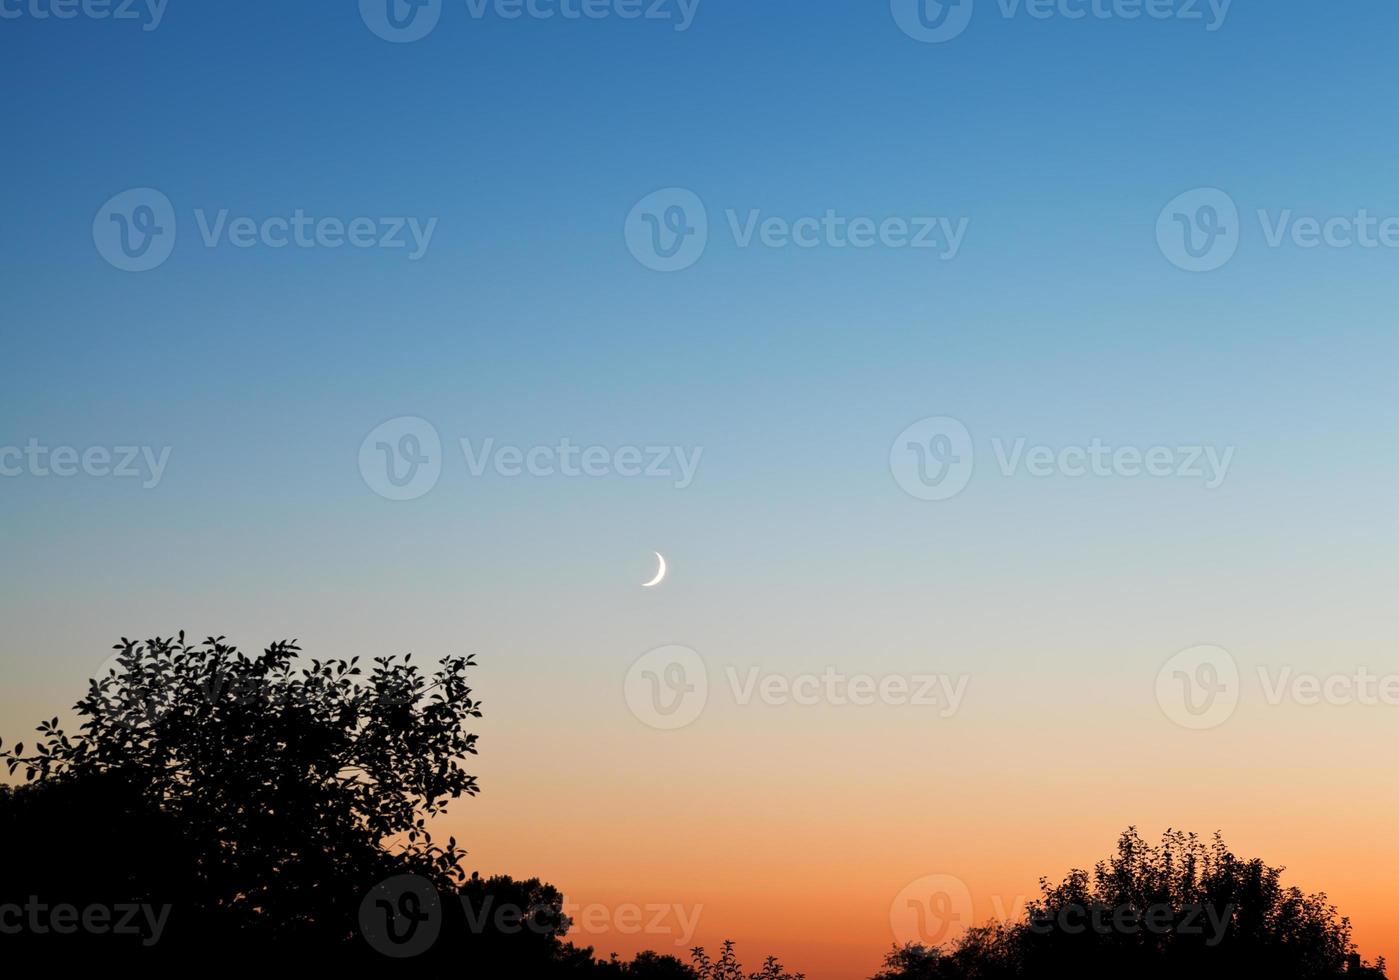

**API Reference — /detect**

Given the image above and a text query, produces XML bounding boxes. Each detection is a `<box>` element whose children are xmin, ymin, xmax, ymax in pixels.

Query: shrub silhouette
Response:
<box><xmin>873</xmin><ymin>828</ymin><xmax>1387</xmax><ymax>980</ymax></box>
<box><xmin>604</xmin><ymin>950</ymin><xmax>701</xmax><ymax>978</ymax></box>
<box><xmin>690</xmin><ymin>940</ymin><xmax>805</xmax><ymax>979</ymax></box>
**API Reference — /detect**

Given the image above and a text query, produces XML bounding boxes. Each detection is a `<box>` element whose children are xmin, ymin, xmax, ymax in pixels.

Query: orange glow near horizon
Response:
<box><xmin>442</xmin><ymin>689</ymin><xmax>1399</xmax><ymax>979</ymax></box>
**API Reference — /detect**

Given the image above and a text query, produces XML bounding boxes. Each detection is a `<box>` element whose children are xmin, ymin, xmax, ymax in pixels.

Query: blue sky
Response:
<box><xmin>4</xmin><ymin>4</ymin><xmax>1399</xmax><ymax>969</ymax></box>
<box><xmin>4</xmin><ymin>0</ymin><xmax>1398</xmax><ymax>701</ymax></box>
<box><xmin>4</xmin><ymin>0</ymin><xmax>1398</xmax><ymax>658</ymax></box>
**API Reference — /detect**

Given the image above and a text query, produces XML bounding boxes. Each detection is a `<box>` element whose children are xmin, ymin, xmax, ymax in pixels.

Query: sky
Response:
<box><xmin>4</xmin><ymin>1</ymin><xmax>1399</xmax><ymax>976</ymax></box>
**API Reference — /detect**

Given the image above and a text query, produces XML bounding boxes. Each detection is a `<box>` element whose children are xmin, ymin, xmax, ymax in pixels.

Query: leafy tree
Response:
<box><xmin>439</xmin><ymin>872</ymin><xmax>576</xmax><ymax>971</ymax></box>
<box><xmin>873</xmin><ymin>828</ymin><xmax>1386</xmax><ymax>980</ymax></box>
<box><xmin>871</xmin><ymin>924</ymin><xmax>1020</xmax><ymax>980</ymax></box>
<box><xmin>613</xmin><ymin>950</ymin><xmax>701</xmax><ymax>978</ymax></box>
<box><xmin>1</xmin><ymin>633</ymin><xmax>480</xmax><ymax>951</ymax></box>
<box><xmin>691</xmin><ymin>940</ymin><xmax>805</xmax><ymax>980</ymax></box>
<box><xmin>0</xmin><ymin>633</ymin><xmax>795</xmax><ymax>977</ymax></box>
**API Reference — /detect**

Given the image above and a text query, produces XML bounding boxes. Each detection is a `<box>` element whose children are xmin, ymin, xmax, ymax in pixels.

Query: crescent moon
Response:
<box><xmin>641</xmin><ymin>551</ymin><xmax>667</xmax><ymax>588</ymax></box>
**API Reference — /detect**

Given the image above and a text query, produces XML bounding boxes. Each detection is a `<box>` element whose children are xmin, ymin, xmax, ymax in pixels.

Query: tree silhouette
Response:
<box><xmin>3</xmin><ymin>638</ymin><xmax>1385</xmax><ymax>977</ymax></box>
<box><xmin>1</xmin><ymin>633</ymin><xmax>480</xmax><ymax>954</ymax></box>
<box><xmin>0</xmin><ymin>633</ymin><xmax>789</xmax><ymax>976</ymax></box>
<box><xmin>690</xmin><ymin>940</ymin><xmax>805</xmax><ymax>980</ymax></box>
<box><xmin>873</xmin><ymin>828</ymin><xmax>1387</xmax><ymax>980</ymax></box>
<box><xmin>603</xmin><ymin>950</ymin><xmax>700</xmax><ymax>978</ymax></box>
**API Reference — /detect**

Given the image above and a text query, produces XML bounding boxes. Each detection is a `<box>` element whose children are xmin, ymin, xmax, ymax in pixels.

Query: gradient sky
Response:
<box><xmin>4</xmin><ymin>2</ymin><xmax>1399</xmax><ymax>976</ymax></box>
